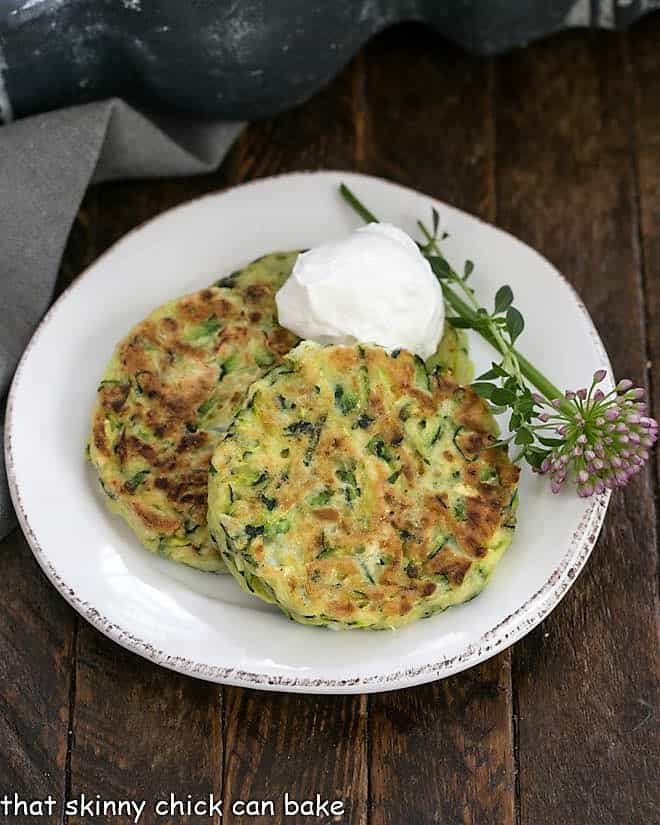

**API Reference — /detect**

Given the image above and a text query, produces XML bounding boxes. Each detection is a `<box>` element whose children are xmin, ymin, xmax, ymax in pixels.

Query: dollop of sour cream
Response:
<box><xmin>275</xmin><ymin>223</ymin><xmax>445</xmax><ymax>360</ymax></box>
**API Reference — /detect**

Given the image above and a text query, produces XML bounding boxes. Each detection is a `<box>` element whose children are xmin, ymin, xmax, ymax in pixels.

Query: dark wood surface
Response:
<box><xmin>1</xmin><ymin>22</ymin><xmax>659</xmax><ymax>825</ymax></box>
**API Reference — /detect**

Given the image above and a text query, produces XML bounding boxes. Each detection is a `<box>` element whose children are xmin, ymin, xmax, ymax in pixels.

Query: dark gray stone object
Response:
<box><xmin>0</xmin><ymin>1</ymin><xmax>658</xmax><ymax>123</ymax></box>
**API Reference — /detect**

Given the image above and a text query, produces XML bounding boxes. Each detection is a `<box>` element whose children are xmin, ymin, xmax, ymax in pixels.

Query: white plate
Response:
<box><xmin>5</xmin><ymin>172</ymin><xmax>611</xmax><ymax>694</ymax></box>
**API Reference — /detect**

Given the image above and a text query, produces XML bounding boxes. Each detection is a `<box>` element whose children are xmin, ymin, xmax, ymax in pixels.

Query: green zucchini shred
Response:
<box><xmin>254</xmin><ymin>348</ymin><xmax>276</xmax><ymax>368</ymax></box>
<box><xmin>358</xmin><ymin>560</ymin><xmax>375</xmax><ymax>584</ymax></box>
<box><xmin>303</xmin><ymin>416</ymin><xmax>326</xmax><ymax>466</ymax></box>
<box><xmin>413</xmin><ymin>355</ymin><xmax>431</xmax><ymax>392</ymax></box>
<box><xmin>124</xmin><ymin>469</ymin><xmax>150</xmax><ymax>492</ymax></box>
<box><xmin>264</xmin><ymin>518</ymin><xmax>290</xmax><ymax>538</ymax></box>
<box><xmin>190</xmin><ymin>316</ymin><xmax>221</xmax><ymax>339</ymax></box>
<box><xmin>245</xmin><ymin>524</ymin><xmax>265</xmax><ymax>542</ymax></box>
<box><xmin>219</xmin><ymin>352</ymin><xmax>239</xmax><ymax>380</ymax></box>
<box><xmin>259</xmin><ymin>493</ymin><xmax>278</xmax><ymax>511</ymax></box>
<box><xmin>367</xmin><ymin>436</ymin><xmax>396</xmax><ymax>466</ymax></box>
<box><xmin>354</xmin><ymin>413</ymin><xmax>374</xmax><ymax>429</ymax></box>
<box><xmin>309</xmin><ymin>488</ymin><xmax>333</xmax><ymax>507</ymax></box>
<box><xmin>430</xmin><ymin>420</ymin><xmax>444</xmax><ymax>445</ymax></box>
<box><xmin>215</xmin><ymin>269</ymin><xmax>241</xmax><ymax>287</ymax></box>
<box><xmin>334</xmin><ymin>384</ymin><xmax>358</xmax><ymax>415</ymax></box>
<box><xmin>98</xmin><ymin>477</ymin><xmax>117</xmax><ymax>500</ymax></box>
<box><xmin>453</xmin><ymin>497</ymin><xmax>467</xmax><ymax>522</ymax></box>
<box><xmin>197</xmin><ymin>397</ymin><xmax>215</xmax><ymax>416</ymax></box>
<box><xmin>336</xmin><ymin>464</ymin><xmax>361</xmax><ymax>503</ymax></box>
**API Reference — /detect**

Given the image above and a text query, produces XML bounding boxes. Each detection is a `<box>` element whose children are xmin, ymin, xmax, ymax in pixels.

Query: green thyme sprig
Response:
<box><xmin>339</xmin><ymin>183</ymin><xmax>658</xmax><ymax>496</ymax></box>
<box><xmin>415</xmin><ymin>205</ymin><xmax>548</xmax><ymax>464</ymax></box>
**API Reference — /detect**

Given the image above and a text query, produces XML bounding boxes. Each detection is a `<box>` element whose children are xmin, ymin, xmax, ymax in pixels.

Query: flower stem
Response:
<box><xmin>339</xmin><ymin>182</ymin><xmax>569</xmax><ymax>410</ymax></box>
<box><xmin>339</xmin><ymin>183</ymin><xmax>378</xmax><ymax>224</ymax></box>
<box><xmin>440</xmin><ymin>282</ymin><xmax>568</xmax><ymax>409</ymax></box>
<box><xmin>420</xmin><ymin>218</ymin><xmax>527</xmax><ymax>389</ymax></box>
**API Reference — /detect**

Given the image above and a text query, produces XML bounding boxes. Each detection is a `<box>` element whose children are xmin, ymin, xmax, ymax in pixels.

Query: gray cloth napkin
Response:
<box><xmin>0</xmin><ymin>99</ymin><xmax>243</xmax><ymax>539</ymax></box>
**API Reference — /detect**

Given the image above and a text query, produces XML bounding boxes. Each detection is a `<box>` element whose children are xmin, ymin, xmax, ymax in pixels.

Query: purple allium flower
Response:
<box><xmin>534</xmin><ymin>374</ymin><xmax>657</xmax><ymax>498</ymax></box>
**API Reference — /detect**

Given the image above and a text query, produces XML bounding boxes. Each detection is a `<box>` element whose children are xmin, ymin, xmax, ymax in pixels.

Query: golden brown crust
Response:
<box><xmin>209</xmin><ymin>342</ymin><xmax>519</xmax><ymax>627</ymax></box>
<box><xmin>88</xmin><ymin>252</ymin><xmax>300</xmax><ymax>572</ymax></box>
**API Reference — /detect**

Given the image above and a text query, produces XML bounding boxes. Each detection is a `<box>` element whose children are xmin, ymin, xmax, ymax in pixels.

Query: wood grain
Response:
<box><xmin>496</xmin><ymin>31</ymin><xmax>659</xmax><ymax>825</ymax></box>
<box><xmin>219</xmin><ymin>59</ymin><xmax>368</xmax><ymax>825</ymax></box>
<box><xmin>69</xmin><ymin>626</ymin><xmax>222</xmax><ymax>825</ymax></box>
<box><xmin>362</xmin><ymin>26</ymin><xmax>515</xmax><ymax>825</ymax></box>
<box><xmin>0</xmin><ymin>531</ymin><xmax>76</xmax><ymax>824</ymax></box>
<box><xmin>222</xmin><ymin>690</ymin><xmax>367</xmax><ymax>824</ymax></box>
<box><xmin>225</xmin><ymin>61</ymin><xmax>357</xmax><ymax>183</ymax></box>
<box><xmin>629</xmin><ymin>16</ymin><xmax>660</xmax><ymax>485</ymax></box>
<box><xmin>360</xmin><ymin>26</ymin><xmax>496</xmax><ymax>220</ymax></box>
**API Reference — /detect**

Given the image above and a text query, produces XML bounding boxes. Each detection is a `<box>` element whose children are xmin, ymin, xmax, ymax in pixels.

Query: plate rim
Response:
<box><xmin>4</xmin><ymin>170</ymin><xmax>612</xmax><ymax>694</ymax></box>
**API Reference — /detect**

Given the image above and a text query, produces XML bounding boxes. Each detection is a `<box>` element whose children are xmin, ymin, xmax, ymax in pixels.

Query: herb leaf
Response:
<box><xmin>494</xmin><ymin>285</ymin><xmax>514</xmax><ymax>314</ymax></box>
<box><xmin>506</xmin><ymin>307</ymin><xmax>525</xmax><ymax>342</ymax></box>
<box><xmin>471</xmin><ymin>382</ymin><xmax>496</xmax><ymax>399</ymax></box>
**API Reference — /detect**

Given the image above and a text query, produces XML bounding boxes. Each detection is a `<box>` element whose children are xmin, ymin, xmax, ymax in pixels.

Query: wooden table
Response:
<box><xmin>2</xmin><ymin>21</ymin><xmax>658</xmax><ymax>825</ymax></box>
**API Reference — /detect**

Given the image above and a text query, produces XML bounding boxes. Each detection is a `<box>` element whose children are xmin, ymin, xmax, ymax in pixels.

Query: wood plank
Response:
<box><xmin>628</xmin><ymin>15</ymin><xmax>660</xmax><ymax>484</ymax></box>
<box><xmin>220</xmin><ymin>59</ymin><xmax>368</xmax><ymax>825</ymax></box>
<box><xmin>0</xmin><ymin>532</ymin><xmax>76</xmax><ymax>824</ymax></box>
<box><xmin>495</xmin><ymin>30</ymin><xmax>659</xmax><ymax>825</ymax></box>
<box><xmin>54</xmin><ymin>190</ymin><xmax>100</xmax><ymax>297</ymax></box>
<box><xmin>360</xmin><ymin>25</ymin><xmax>496</xmax><ymax>218</ymax></box>
<box><xmin>362</xmin><ymin>25</ymin><xmax>515</xmax><ymax>825</ymax></box>
<box><xmin>222</xmin><ymin>690</ymin><xmax>367</xmax><ymax>824</ymax></box>
<box><xmin>369</xmin><ymin>662</ymin><xmax>514</xmax><ymax>825</ymax></box>
<box><xmin>224</xmin><ymin>64</ymin><xmax>358</xmax><ymax>183</ymax></box>
<box><xmin>69</xmin><ymin>626</ymin><xmax>223</xmax><ymax>825</ymax></box>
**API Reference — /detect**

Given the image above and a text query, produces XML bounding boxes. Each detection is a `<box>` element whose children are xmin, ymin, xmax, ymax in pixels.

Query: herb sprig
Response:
<box><xmin>339</xmin><ymin>183</ymin><xmax>658</xmax><ymax>496</ymax></box>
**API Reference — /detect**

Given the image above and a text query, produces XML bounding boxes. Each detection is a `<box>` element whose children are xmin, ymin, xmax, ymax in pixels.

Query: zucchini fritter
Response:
<box><xmin>208</xmin><ymin>342</ymin><xmax>519</xmax><ymax>628</ymax></box>
<box><xmin>88</xmin><ymin>253</ymin><xmax>299</xmax><ymax>572</ymax></box>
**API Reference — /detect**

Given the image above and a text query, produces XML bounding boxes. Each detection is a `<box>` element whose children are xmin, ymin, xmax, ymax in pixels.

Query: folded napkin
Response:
<box><xmin>0</xmin><ymin>100</ymin><xmax>243</xmax><ymax>539</ymax></box>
